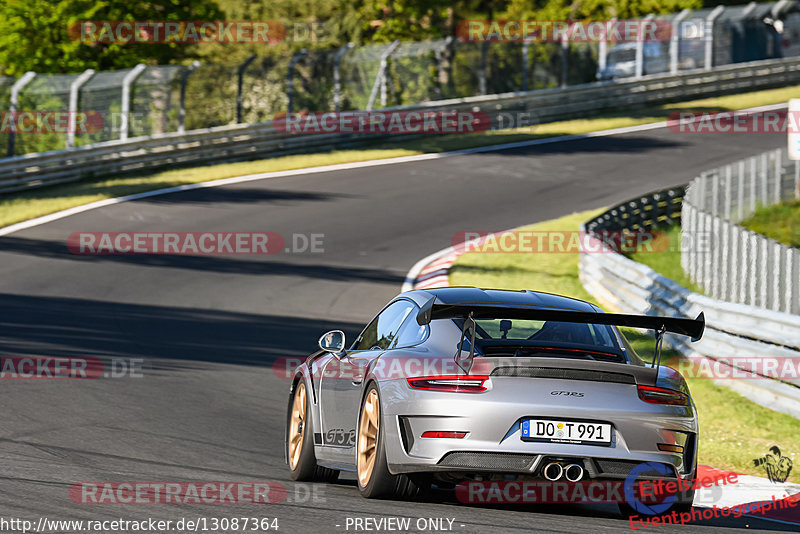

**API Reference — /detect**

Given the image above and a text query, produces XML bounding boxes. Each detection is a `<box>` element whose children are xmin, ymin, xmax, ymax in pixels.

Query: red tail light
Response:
<box><xmin>407</xmin><ymin>375</ymin><xmax>489</xmax><ymax>393</ymax></box>
<box><xmin>638</xmin><ymin>385</ymin><xmax>689</xmax><ymax>406</ymax></box>
<box><xmin>421</xmin><ymin>431</ymin><xmax>468</xmax><ymax>439</ymax></box>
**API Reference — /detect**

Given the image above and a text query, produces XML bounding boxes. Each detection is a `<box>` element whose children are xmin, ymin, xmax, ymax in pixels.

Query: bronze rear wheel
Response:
<box><xmin>357</xmin><ymin>388</ymin><xmax>380</xmax><ymax>487</ymax></box>
<box><xmin>288</xmin><ymin>382</ymin><xmax>306</xmax><ymax>470</ymax></box>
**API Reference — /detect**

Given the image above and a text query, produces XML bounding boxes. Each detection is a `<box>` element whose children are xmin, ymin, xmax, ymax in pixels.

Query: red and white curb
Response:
<box><xmin>695</xmin><ymin>465</ymin><xmax>800</xmax><ymax>523</ymax></box>
<box><xmin>402</xmin><ymin>246</ymin><xmax>800</xmax><ymax>524</ymax></box>
<box><xmin>402</xmin><ymin>246</ymin><xmax>459</xmax><ymax>291</ymax></box>
<box><xmin>401</xmin><ymin>233</ymin><xmax>505</xmax><ymax>292</ymax></box>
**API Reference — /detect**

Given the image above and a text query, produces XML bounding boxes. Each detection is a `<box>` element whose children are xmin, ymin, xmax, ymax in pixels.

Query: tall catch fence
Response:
<box><xmin>3</xmin><ymin>2</ymin><xmax>800</xmax><ymax>157</ymax></box>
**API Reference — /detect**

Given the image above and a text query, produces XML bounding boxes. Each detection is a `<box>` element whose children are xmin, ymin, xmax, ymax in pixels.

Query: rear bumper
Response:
<box><xmin>378</xmin><ymin>377</ymin><xmax>697</xmax><ymax>479</ymax></box>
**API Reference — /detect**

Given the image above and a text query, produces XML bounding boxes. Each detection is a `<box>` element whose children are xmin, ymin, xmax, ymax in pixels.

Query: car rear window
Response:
<box><xmin>470</xmin><ymin>318</ymin><xmax>618</xmax><ymax>349</ymax></box>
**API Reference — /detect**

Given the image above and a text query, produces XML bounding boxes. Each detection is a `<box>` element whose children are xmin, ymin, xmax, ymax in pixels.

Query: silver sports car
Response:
<box><xmin>285</xmin><ymin>287</ymin><xmax>704</xmax><ymax>512</ymax></box>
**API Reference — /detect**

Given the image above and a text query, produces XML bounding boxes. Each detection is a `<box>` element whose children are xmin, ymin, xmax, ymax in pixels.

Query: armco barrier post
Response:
<box><xmin>705</xmin><ymin>6</ymin><xmax>724</xmax><ymax>71</ymax></box>
<box><xmin>367</xmin><ymin>40</ymin><xmax>399</xmax><ymax>111</ymax></box>
<box><xmin>67</xmin><ymin>69</ymin><xmax>95</xmax><ymax>149</ymax></box>
<box><xmin>237</xmin><ymin>55</ymin><xmax>257</xmax><ymax>123</ymax></box>
<box><xmin>7</xmin><ymin>71</ymin><xmax>36</xmax><ymax>157</ymax></box>
<box><xmin>178</xmin><ymin>61</ymin><xmax>200</xmax><ymax>134</ymax></box>
<box><xmin>286</xmin><ymin>49</ymin><xmax>308</xmax><ymax>115</ymax></box>
<box><xmin>636</xmin><ymin>14</ymin><xmax>655</xmax><ymax>79</ymax></box>
<box><xmin>479</xmin><ymin>41</ymin><xmax>488</xmax><ymax>95</ymax></box>
<box><xmin>598</xmin><ymin>18</ymin><xmax>614</xmax><ymax>77</ymax></box>
<box><xmin>333</xmin><ymin>43</ymin><xmax>354</xmax><ymax>112</ymax></box>
<box><xmin>120</xmin><ymin>64</ymin><xmax>146</xmax><ymax>141</ymax></box>
<box><xmin>670</xmin><ymin>10</ymin><xmax>690</xmax><ymax>74</ymax></box>
<box><xmin>522</xmin><ymin>40</ymin><xmax>531</xmax><ymax>91</ymax></box>
<box><xmin>561</xmin><ymin>32</ymin><xmax>569</xmax><ymax>88</ymax></box>
<box><xmin>434</xmin><ymin>37</ymin><xmax>454</xmax><ymax>98</ymax></box>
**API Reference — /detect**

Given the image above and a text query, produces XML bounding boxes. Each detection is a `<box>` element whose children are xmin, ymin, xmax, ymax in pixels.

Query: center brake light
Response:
<box><xmin>407</xmin><ymin>375</ymin><xmax>489</xmax><ymax>393</ymax></box>
<box><xmin>637</xmin><ymin>385</ymin><xmax>689</xmax><ymax>406</ymax></box>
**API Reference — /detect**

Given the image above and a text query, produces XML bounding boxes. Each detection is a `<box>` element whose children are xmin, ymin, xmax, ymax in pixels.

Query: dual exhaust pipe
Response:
<box><xmin>543</xmin><ymin>462</ymin><xmax>584</xmax><ymax>482</ymax></box>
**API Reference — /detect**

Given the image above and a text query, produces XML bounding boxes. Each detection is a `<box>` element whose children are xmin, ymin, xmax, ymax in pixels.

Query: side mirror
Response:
<box><xmin>318</xmin><ymin>330</ymin><xmax>346</xmax><ymax>354</ymax></box>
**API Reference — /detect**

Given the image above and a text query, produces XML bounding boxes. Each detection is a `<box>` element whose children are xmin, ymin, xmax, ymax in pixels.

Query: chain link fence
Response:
<box><xmin>4</xmin><ymin>1</ymin><xmax>800</xmax><ymax>158</ymax></box>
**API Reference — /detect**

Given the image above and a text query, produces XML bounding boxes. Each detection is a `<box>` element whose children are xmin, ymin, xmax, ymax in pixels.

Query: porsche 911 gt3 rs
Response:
<box><xmin>285</xmin><ymin>287</ymin><xmax>704</xmax><ymax>512</ymax></box>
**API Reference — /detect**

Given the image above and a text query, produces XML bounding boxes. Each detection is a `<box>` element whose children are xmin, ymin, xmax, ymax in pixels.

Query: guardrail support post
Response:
<box><xmin>66</xmin><ymin>69</ymin><xmax>95</xmax><ymax>149</ymax></box>
<box><xmin>705</xmin><ymin>6</ymin><xmax>725</xmax><ymax>71</ymax></box>
<box><xmin>333</xmin><ymin>43</ymin><xmax>354</xmax><ymax>112</ymax></box>
<box><xmin>120</xmin><ymin>64</ymin><xmax>146</xmax><ymax>142</ymax></box>
<box><xmin>7</xmin><ymin>71</ymin><xmax>36</xmax><ymax>157</ymax></box>
<box><xmin>236</xmin><ymin>55</ymin><xmax>257</xmax><ymax>123</ymax></box>
<box><xmin>178</xmin><ymin>61</ymin><xmax>200</xmax><ymax>134</ymax></box>
<box><xmin>636</xmin><ymin>14</ymin><xmax>655</xmax><ymax>79</ymax></box>
<box><xmin>367</xmin><ymin>40</ymin><xmax>399</xmax><ymax>111</ymax></box>
<box><xmin>670</xmin><ymin>10</ymin><xmax>690</xmax><ymax>74</ymax></box>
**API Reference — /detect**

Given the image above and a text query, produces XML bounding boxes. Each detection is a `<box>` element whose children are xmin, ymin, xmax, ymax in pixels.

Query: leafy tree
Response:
<box><xmin>0</xmin><ymin>0</ymin><xmax>224</xmax><ymax>76</ymax></box>
<box><xmin>504</xmin><ymin>0</ymin><xmax>702</xmax><ymax>20</ymax></box>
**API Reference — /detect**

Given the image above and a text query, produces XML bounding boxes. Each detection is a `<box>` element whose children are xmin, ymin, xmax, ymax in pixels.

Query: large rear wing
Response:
<box><xmin>416</xmin><ymin>297</ymin><xmax>704</xmax><ymax>342</ymax></box>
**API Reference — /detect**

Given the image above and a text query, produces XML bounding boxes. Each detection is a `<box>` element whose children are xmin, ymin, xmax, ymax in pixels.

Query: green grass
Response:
<box><xmin>449</xmin><ymin>209</ymin><xmax>800</xmax><ymax>481</ymax></box>
<box><xmin>4</xmin><ymin>84</ymin><xmax>800</xmax><ymax>230</ymax></box>
<box><xmin>625</xmin><ymin>225</ymin><xmax>705</xmax><ymax>294</ymax></box>
<box><xmin>740</xmin><ymin>198</ymin><xmax>800</xmax><ymax>248</ymax></box>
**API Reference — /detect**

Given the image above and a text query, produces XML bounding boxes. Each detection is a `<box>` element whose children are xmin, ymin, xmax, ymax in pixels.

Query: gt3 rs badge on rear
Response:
<box><xmin>551</xmin><ymin>391</ymin><xmax>584</xmax><ymax>397</ymax></box>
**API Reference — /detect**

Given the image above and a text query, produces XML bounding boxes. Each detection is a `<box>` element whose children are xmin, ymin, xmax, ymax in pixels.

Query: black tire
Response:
<box><xmin>357</xmin><ymin>383</ymin><xmax>430</xmax><ymax>499</ymax></box>
<box><xmin>287</xmin><ymin>380</ymin><xmax>339</xmax><ymax>482</ymax></box>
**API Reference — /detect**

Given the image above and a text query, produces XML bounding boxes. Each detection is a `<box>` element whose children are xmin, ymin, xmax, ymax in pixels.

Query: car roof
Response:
<box><xmin>404</xmin><ymin>287</ymin><xmax>601</xmax><ymax>313</ymax></box>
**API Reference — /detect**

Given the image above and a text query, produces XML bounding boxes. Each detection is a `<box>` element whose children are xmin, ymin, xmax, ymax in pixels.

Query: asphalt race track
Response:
<box><xmin>0</xmin><ymin>127</ymin><xmax>795</xmax><ymax>533</ymax></box>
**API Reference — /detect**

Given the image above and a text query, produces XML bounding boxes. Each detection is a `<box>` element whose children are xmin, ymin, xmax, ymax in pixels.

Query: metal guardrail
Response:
<box><xmin>682</xmin><ymin>147</ymin><xmax>800</xmax><ymax>314</ymax></box>
<box><xmin>580</xmin><ymin>185</ymin><xmax>800</xmax><ymax>418</ymax></box>
<box><xmin>3</xmin><ymin>57</ymin><xmax>800</xmax><ymax>195</ymax></box>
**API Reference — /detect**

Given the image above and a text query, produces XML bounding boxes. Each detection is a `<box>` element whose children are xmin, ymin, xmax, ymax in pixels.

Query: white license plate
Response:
<box><xmin>522</xmin><ymin>419</ymin><xmax>612</xmax><ymax>445</ymax></box>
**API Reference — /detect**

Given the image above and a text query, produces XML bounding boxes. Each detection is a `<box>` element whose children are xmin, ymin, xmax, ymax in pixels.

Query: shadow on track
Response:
<box><xmin>0</xmin><ymin>293</ymin><xmax>364</xmax><ymax>367</ymax></box>
<box><xmin>0</xmin><ymin>236</ymin><xmax>404</xmax><ymax>282</ymax></box>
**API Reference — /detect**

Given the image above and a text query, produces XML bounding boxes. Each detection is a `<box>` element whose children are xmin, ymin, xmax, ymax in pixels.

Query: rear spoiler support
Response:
<box><xmin>453</xmin><ymin>311</ymin><xmax>477</xmax><ymax>374</ymax></box>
